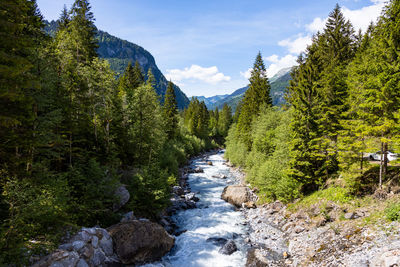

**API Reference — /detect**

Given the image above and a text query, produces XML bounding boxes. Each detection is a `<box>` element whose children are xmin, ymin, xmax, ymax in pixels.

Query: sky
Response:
<box><xmin>36</xmin><ymin>0</ymin><xmax>386</xmax><ymax>97</ymax></box>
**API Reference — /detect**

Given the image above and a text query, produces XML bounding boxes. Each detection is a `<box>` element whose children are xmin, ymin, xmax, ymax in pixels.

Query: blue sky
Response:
<box><xmin>37</xmin><ymin>0</ymin><xmax>385</xmax><ymax>97</ymax></box>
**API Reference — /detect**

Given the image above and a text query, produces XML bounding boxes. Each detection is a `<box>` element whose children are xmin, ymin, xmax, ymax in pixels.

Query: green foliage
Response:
<box><xmin>236</xmin><ymin>52</ymin><xmax>273</xmax><ymax>148</ymax></box>
<box><xmin>164</xmin><ymin>81</ymin><xmax>179</xmax><ymax>139</ymax></box>
<box><xmin>385</xmin><ymin>202</ymin><xmax>400</xmax><ymax>221</ymax></box>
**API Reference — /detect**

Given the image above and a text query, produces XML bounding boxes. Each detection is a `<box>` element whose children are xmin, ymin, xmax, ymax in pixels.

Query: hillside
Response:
<box><xmin>199</xmin><ymin>67</ymin><xmax>292</xmax><ymax>111</ymax></box>
<box><xmin>44</xmin><ymin>20</ymin><xmax>190</xmax><ymax>109</ymax></box>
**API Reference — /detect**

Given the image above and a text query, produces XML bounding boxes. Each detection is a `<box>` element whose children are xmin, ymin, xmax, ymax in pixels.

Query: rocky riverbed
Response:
<box><xmin>218</xmin><ymin>163</ymin><xmax>400</xmax><ymax>267</ymax></box>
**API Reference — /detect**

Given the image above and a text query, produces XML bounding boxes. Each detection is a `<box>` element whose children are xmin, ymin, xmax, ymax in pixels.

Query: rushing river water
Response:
<box><xmin>145</xmin><ymin>151</ymin><xmax>248</xmax><ymax>267</ymax></box>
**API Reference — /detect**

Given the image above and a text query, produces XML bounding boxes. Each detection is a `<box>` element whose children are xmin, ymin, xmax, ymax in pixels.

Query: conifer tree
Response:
<box><xmin>163</xmin><ymin>81</ymin><xmax>178</xmax><ymax>139</ymax></box>
<box><xmin>237</xmin><ymin>52</ymin><xmax>272</xmax><ymax>148</ymax></box>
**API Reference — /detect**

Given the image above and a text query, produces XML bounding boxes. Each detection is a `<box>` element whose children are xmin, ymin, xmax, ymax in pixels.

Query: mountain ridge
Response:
<box><xmin>195</xmin><ymin>67</ymin><xmax>293</xmax><ymax>111</ymax></box>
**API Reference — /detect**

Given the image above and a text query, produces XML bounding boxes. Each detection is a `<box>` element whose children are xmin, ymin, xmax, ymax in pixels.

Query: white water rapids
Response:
<box><xmin>144</xmin><ymin>151</ymin><xmax>249</xmax><ymax>267</ymax></box>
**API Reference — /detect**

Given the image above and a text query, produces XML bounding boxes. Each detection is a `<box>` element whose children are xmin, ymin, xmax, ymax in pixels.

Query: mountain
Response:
<box><xmin>198</xmin><ymin>67</ymin><xmax>293</xmax><ymax>111</ymax></box>
<box><xmin>192</xmin><ymin>94</ymin><xmax>229</xmax><ymax>108</ymax></box>
<box><xmin>44</xmin><ymin>20</ymin><xmax>190</xmax><ymax>109</ymax></box>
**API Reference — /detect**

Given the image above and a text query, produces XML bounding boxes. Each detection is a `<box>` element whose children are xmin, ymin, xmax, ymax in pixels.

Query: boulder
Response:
<box><xmin>189</xmin><ymin>167</ymin><xmax>204</xmax><ymax>173</ymax></box>
<box><xmin>113</xmin><ymin>185</ymin><xmax>130</xmax><ymax>211</ymax></box>
<box><xmin>243</xmin><ymin>201</ymin><xmax>257</xmax><ymax>209</ymax></box>
<box><xmin>172</xmin><ymin>186</ymin><xmax>184</xmax><ymax>196</ymax></box>
<box><xmin>221</xmin><ymin>185</ymin><xmax>251</xmax><ymax>207</ymax></box>
<box><xmin>108</xmin><ymin>220</ymin><xmax>175</xmax><ymax>265</ymax></box>
<box><xmin>185</xmin><ymin>193</ymin><xmax>199</xmax><ymax>202</ymax></box>
<box><xmin>207</xmin><ymin>161</ymin><xmax>213</xmax><ymax>166</ymax></box>
<box><xmin>245</xmin><ymin>248</ymin><xmax>270</xmax><ymax>267</ymax></box>
<box><xmin>219</xmin><ymin>240</ymin><xmax>238</xmax><ymax>255</ymax></box>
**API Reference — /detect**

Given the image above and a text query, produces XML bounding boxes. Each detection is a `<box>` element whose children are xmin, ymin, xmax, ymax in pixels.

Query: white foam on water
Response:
<box><xmin>142</xmin><ymin>151</ymin><xmax>248</xmax><ymax>267</ymax></box>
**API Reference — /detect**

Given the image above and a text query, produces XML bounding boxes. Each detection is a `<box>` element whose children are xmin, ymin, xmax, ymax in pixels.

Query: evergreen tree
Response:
<box><xmin>163</xmin><ymin>81</ymin><xmax>178</xmax><ymax>139</ymax></box>
<box><xmin>287</xmin><ymin>40</ymin><xmax>327</xmax><ymax>192</ymax></box>
<box><xmin>133</xmin><ymin>60</ymin><xmax>145</xmax><ymax>88</ymax></box>
<box><xmin>237</xmin><ymin>52</ymin><xmax>272</xmax><ymax>148</ymax></box>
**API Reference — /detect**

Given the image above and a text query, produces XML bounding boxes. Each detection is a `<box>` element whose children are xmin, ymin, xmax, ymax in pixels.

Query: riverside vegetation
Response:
<box><xmin>2</xmin><ymin>0</ymin><xmax>400</xmax><ymax>266</ymax></box>
<box><xmin>0</xmin><ymin>0</ymin><xmax>233</xmax><ymax>264</ymax></box>
<box><xmin>226</xmin><ymin>0</ymin><xmax>400</xmax><ymax>234</ymax></box>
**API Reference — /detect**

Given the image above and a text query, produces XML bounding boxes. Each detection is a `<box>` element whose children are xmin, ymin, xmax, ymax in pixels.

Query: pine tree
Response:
<box><xmin>287</xmin><ymin>37</ymin><xmax>327</xmax><ymax>192</ymax></box>
<box><xmin>163</xmin><ymin>81</ymin><xmax>178</xmax><ymax>139</ymax></box>
<box><xmin>133</xmin><ymin>60</ymin><xmax>145</xmax><ymax>88</ymax></box>
<box><xmin>347</xmin><ymin>0</ymin><xmax>400</xmax><ymax>187</ymax></box>
<box><xmin>237</xmin><ymin>52</ymin><xmax>272</xmax><ymax>148</ymax></box>
<box><xmin>57</xmin><ymin>5</ymin><xmax>70</xmax><ymax>31</ymax></box>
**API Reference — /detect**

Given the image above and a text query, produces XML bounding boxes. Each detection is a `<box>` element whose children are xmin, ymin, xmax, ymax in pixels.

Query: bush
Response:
<box><xmin>385</xmin><ymin>202</ymin><xmax>400</xmax><ymax>221</ymax></box>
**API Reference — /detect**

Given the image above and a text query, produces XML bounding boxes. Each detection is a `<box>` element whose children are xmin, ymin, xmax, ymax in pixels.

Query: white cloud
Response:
<box><xmin>240</xmin><ymin>68</ymin><xmax>252</xmax><ymax>79</ymax></box>
<box><xmin>265</xmin><ymin>54</ymin><xmax>298</xmax><ymax>77</ymax></box>
<box><xmin>306</xmin><ymin>17</ymin><xmax>327</xmax><ymax>33</ymax></box>
<box><xmin>341</xmin><ymin>2</ymin><xmax>385</xmax><ymax>32</ymax></box>
<box><xmin>306</xmin><ymin>0</ymin><xmax>385</xmax><ymax>34</ymax></box>
<box><xmin>278</xmin><ymin>34</ymin><xmax>312</xmax><ymax>54</ymax></box>
<box><xmin>165</xmin><ymin>65</ymin><xmax>231</xmax><ymax>85</ymax></box>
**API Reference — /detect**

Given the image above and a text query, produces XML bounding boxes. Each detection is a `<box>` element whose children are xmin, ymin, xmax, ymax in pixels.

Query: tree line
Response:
<box><xmin>0</xmin><ymin>0</ymin><xmax>231</xmax><ymax>263</ymax></box>
<box><xmin>226</xmin><ymin>1</ymin><xmax>400</xmax><ymax>202</ymax></box>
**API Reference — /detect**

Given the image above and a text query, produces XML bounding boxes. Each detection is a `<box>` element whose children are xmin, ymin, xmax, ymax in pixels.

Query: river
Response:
<box><xmin>144</xmin><ymin>150</ymin><xmax>249</xmax><ymax>267</ymax></box>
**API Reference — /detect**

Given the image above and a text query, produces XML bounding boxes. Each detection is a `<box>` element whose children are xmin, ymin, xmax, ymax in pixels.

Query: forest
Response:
<box><xmin>0</xmin><ymin>0</ymin><xmax>232</xmax><ymax>263</ymax></box>
<box><xmin>2</xmin><ymin>0</ymin><xmax>400</xmax><ymax>265</ymax></box>
<box><xmin>226</xmin><ymin>2</ymin><xmax>400</xmax><ymax>203</ymax></box>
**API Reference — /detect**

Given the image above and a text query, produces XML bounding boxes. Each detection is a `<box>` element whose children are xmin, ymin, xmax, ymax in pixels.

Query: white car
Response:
<box><xmin>369</xmin><ymin>151</ymin><xmax>398</xmax><ymax>161</ymax></box>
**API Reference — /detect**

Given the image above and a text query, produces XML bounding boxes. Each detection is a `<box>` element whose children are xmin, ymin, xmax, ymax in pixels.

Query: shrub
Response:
<box><xmin>385</xmin><ymin>202</ymin><xmax>400</xmax><ymax>221</ymax></box>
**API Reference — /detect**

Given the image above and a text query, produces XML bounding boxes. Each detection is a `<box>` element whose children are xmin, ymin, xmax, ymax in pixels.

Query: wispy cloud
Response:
<box><xmin>265</xmin><ymin>54</ymin><xmax>297</xmax><ymax>77</ymax></box>
<box><xmin>165</xmin><ymin>65</ymin><xmax>231</xmax><ymax>85</ymax></box>
<box><xmin>278</xmin><ymin>34</ymin><xmax>312</xmax><ymax>55</ymax></box>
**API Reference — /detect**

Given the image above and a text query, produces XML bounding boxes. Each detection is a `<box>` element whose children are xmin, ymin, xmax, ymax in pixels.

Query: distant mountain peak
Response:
<box><xmin>269</xmin><ymin>66</ymin><xmax>293</xmax><ymax>83</ymax></box>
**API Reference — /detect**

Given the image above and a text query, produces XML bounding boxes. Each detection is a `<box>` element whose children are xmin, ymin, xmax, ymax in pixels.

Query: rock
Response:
<box><xmin>172</xmin><ymin>186</ymin><xmax>184</xmax><ymax>196</ymax></box>
<box><xmin>294</xmin><ymin>225</ymin><xmax>305</xmax><ymax>234</ymax></box>
<box><xmin>243</xmin><ymin>201</ymin><xmax>257</xmax><ymax>209</ymax></box>
<box><xmin>344</xmin><ymin>212</ymin><xmax>355</xmax><ymax>220</ymax></box>
<box><xmin>113</xmin><ymin>185</ymin><xmax>130</xmax><ymax>211</ymax></box>
<box><xmin>207</xmin><ymin>161</ymin><xmax>213</xmax><ymax>165</ymax></box>
<box><xmin>221</xmin><ymin>185</ymin><xmax>251</xmax><ymax>207</ymax></box>
<box><xmin>91</xmin><ymin>236</ymin><xmax>99</xmax><ymax>248</ymax></box>
<box><xmin>72</xmin><ymin>240</ymin><xmax>85</xmax><ymax>251</ymax></box>
<box><xmin>186</xmin><ymin>200</ymin><xmax>197</xmax><ymax>209</ymax></box>
<box><xmin>76</xmin><ymin>259</ymin><xmax>89</xmax><ymax>267</ymax></box>
<box><xmin>120</xmin><ymin>211</ymin><xmax>136</xmax><ymax>223</ymax></box>
<box><xmin>316</xmin><ymin>217</ymin><xmax>327</xmax><ymax>227</ymax></box>
<box><xmin>246</xmin><ymin>248</ymin><xmax>269</xmax><ymax>267</ymax></box>
<box><xmin>374</xmin><ymin>249</ymin><xmax>400</xmax><ymax>267</ymax></box>
<box><xmin>90</xmin><ymin>249</ymin><xmax>106</xmax><ymax>266</ymax></box>
<box><xmin>58</xmin><ymin>243</ymin><xmax>73</xmax><ymax>251</ymax></box>
<box><xmin>212</xmin><ymin>174</ymin><xmax>227</xmax><ymax>179</ymax></box>
<box><xmin>108</xmin><ymin>220</ymin><xmax>175</xmax><ymax>265</ymax></box>
<box><xmin>206</xmin><ymin>237</ymin><xmax>228</xmax><ymax>246</ymax></box>
<box><xmin>283</xmin><ymin>251</ymin><xmax>289</xmax><ymax>259</ymax></box>
<box><xmin>219</xmin><ymin>240</ymin><xmax>238</xmax><ymax>255</ymax></box>
<box><xmin>185</xmin><ymin>192</ymin><xmax>199</xmax><ymax>202</ymax></box>
<box><xmin>100</xmin><ymin>236</ymin><xmax>113</xmax><ymax>256</ymax></box>
<box><xmin>189</xmin><ymin>167</ymin><xmax>204</xmax><ymax>173</ymax></box>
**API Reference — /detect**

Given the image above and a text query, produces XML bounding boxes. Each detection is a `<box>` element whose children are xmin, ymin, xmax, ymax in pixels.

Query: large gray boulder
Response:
<box><xmin>221</xmin><ymin>185</ymin><xmax>252</xmax><ymax>207</ymax></box>
<box><xmin>108</xmin><ymin>220</ymin><xmax>175</xmax><ymax>265</ymax></box>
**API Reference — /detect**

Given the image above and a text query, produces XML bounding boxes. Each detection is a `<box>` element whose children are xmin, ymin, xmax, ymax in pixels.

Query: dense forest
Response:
<box><xmin>226</xmin><ymin>2</ymin><xmax>400</xmax><ymax>202</ymax></box>
<box><xmin>0</xmin><ymin>0</ymin><xmax>232</xmax><ymax>264</ymax></box>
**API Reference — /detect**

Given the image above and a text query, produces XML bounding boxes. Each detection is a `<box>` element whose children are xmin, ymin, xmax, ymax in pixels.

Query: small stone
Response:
<box><xmin>344</xmin><ymin>212</ymin><xmax>355</xmax><ymax>220</ymax></box>
<box><xmin>72</xmin><ymin>241</ymin><xmax>85</xmax><ymax>251</ymax></box>
<box><xmin>91</xmin><ymin>236</ymin><xmax>99</xmax><ymax>248</ymax></box>
<box><xmin>100</xmin><ymin>236</ymin><xmax>113</xmax><ymax>256</ymax></box>
<box><xmin>283</xmin><ymin>251</ymin><xmax>289</xmax><ymax>259</ymax></box>
<box><xmin>90</xmin><ymin>249</ymin><xmax>106</xmax><ymax>266</ymax></box>
<box><xmin>294</xmin><ymin>225</ymin><xmax>305</xmax><ymax>234</ymax></box>
<box><xmin>207</xmin><ymin>161</ymin><xmax>213</xmax><ymax>165</ymax></box>
<box><xmin>58</xmin><ymin>243</ymin><xmax>73</xmax><ymax>251</ymax></box>
<box><xmin>219</xmin><ymin>240</ymin><xmax>238</xmax><ymax>255</ymax></box>
<box><xmin>172</xmin><ymin>186</ymin><xmax>184</xmax><ymax>196</ymax></box>
<box><xmin>76</xmin><ymin>259</ymin><xmax>89</xmax><ymax>267</ymax></box>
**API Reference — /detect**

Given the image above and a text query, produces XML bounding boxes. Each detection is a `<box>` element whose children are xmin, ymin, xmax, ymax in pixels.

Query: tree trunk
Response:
<box><xmin>383</xmin><ymin>142</ymin><xmax>388</xmax><ymax>179</ymax></box>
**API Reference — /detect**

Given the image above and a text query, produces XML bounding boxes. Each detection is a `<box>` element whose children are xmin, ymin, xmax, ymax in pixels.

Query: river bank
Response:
<box><xmin>221</xmin><ymin>162</ymin><xmax>400</xmax><ymax>267</ymax></box>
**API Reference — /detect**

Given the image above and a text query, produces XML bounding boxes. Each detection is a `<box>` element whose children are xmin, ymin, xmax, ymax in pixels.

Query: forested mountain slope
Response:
<box><xmin>44</xmin><ymin>20</ymin><xmax>190</xmax><ymax>109</ymax></box>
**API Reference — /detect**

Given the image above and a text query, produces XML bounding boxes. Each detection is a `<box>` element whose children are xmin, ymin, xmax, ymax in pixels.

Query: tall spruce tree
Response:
<box><xmin>163</xmin><ymin>81</ymin><xmax>178</xmax><ymax>139</ymax></box>
<box><xmin>237</xmin><ymin>52</ymin><xmax>272</xmax><ymax>148</ymax></box>
<box><xmin>287</xmin><ymin>39</ymin><xmax>327</xmax><ymax>192</ymax></box>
